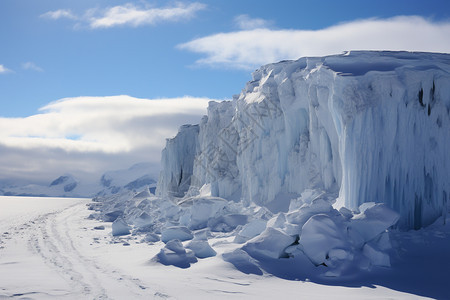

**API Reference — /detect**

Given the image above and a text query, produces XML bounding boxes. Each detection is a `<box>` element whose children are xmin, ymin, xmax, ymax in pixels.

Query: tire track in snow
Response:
<box><xmin>28</xmin><ymin>205</ymin><xmax>108</xmax><ymax>299</ymax></box>
<box><xmin>26</xmin><ymin>202</ymin><xmax>166</xmax><ymax>299</ymax></box>
<box><xmin>54</xmin><ymin>203</ymin><xmax>153</xmax><ymax>299</ymax></box>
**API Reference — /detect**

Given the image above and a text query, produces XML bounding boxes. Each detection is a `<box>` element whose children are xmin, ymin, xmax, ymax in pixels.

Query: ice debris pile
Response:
<box><xmin>90</xmin><ymin>188</ymin><xmax>399</xmax><ymax>274</ymax></box>
<box><xmin>90</xmin><ymin>51</ymin><xmax>450</xmax><ymax>276</ymax></box>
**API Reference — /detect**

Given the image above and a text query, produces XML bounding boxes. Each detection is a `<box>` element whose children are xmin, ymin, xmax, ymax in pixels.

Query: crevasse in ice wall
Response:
<box><xmin>157</xmin><ymin>51</ymin><xmax>450</xmax><ymax>229</ymax></box>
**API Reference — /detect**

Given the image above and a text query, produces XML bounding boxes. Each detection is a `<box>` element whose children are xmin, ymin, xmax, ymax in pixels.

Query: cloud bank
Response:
<box><xmin>178</xmin><ymin>16</ymin><xmax>450</xmax><ymax>70</ymax></box>
<box><xmin>0</xmin><ymin>64</ymin><xmax>12</xmax><ymax>74</ymax></box>
<box><xmin>41</xmin><ymin>2</ymin><xmax>206</xmax><ymax>29</ymax></box>
<box><xmin>0</xmin><ymin>96</ymin><xmax>211</xmax><ymax>184</ymax></box>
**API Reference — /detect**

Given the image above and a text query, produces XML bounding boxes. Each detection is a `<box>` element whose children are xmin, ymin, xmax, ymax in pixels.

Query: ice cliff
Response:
<box><xmin>157</xmin><ymin>51</ymin><xmax>450</xmax><ymax>229</ymax></box>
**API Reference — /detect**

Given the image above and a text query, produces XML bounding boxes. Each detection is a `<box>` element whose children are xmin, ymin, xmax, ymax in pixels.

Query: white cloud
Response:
<box><xmin>41</xmin><ymin>2</ymin><xmax>206</xmax><ymax>29</ymax></box>
<box><xmin>234</xmin><ymin>14</ymin><xmax>271</xmax><ymax>30</ymax></box>
<box><xmin>0</xmin><ymin>95</ymin><xmax>212</xmax><ymax>183</ymax></box>
<box><xmin>89</xmin><ymin>2</ymin><xmax>206</xmax><ymax>28</ymax></box>
<box><xmin>22</xmin><ymin>62</ymin><xmax>44</xmax><ymax>72</ymax></box>
<box><xmin>0</xmin><ymin>64</ymin><xmax>12</xmax><ymax>74</ymax></box>
<box><xmin>178</xmin><ymin>16</ymin><xmax>450</xmax><ymax>70</ymax></box>
<box><xmin>40</xmin><ymin>9</ymin><xmax>77</xmax><ymax>20</ymax></box>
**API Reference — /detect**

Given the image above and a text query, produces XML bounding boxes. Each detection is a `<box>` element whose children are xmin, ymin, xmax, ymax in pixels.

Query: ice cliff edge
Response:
<box><xmin>157</xmin><ymin>51</ymin><xmax>450</xmax><ymax>229</ymax></box>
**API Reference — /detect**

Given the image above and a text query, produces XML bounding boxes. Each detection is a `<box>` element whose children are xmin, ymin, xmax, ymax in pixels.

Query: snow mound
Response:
<box><xmin>222</xmin><ymin>249</ymin><xmax>263</xmax><ymax>275</ymax></box>
<box><xmin>154</xmin><ymin>239</ymin><xmax>198</xmax><ymax>268</ymax></box>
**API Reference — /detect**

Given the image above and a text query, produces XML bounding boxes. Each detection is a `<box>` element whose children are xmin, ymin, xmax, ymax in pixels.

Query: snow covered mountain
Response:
<box><xmin>0</xmin><ymin>163</ymin><xmax>156</xmax><ymax>198</ymax></box>
<box><xmin>97</xmin><ymin>162</ymin><xmax>157</xmax><ymax>196</ymax></box>
<box><xmin>0</xmin><ymin>174</ymin><xmax>91</xmax><ymax>197</ymax></box>
<box><xmin>157</xmin><ymin>51</ymin><xmax>450</xmax><ymax>229</ymax></box>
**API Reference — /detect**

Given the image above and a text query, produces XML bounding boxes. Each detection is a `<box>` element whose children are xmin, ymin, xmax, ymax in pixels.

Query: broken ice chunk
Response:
<box><xmin>349</xmin><ymin>203</ymin><xmax>399</xmax><ymax>243</ymax></box>
<box><xmin>186</xmin><ymin>240</ymin><xmax>216</xmax><ymax>258</ymax></box>
<box><xmin>363</xmin><ymin>242</ymin><xmax>391</xmax><ymax>267</ymax></box>
<box><xmin>144</xmin><ymin>233</ymin><xmax>160</xmax><ymax>243</ymax></box>
<box><xmin>111</xmin><ymin>218</ymin><xmax>131</xmax><ymax>236</ymax></box>
<box><xmin>242</xmin><ymin>227</ymin><xmax>295</xmax><ymax>259</ymax></box>
<box><xmin>234</xmin><ymin>219</ymin><xmax>267</xmax><ymax>243</ymax></box>
<box><xmin>155</xmin><ymin>239</ymin><xmax>197</xmax><ymax>268</ymax></box>
<box><xmin>161</xmin><ymin>226</ymin><xmax>194</xmax><ymax>243</ymax></box>
<box><xmin>299</xmin><ymin>214</ymin><xmax>348</xmax><ymax>266</ymax></box>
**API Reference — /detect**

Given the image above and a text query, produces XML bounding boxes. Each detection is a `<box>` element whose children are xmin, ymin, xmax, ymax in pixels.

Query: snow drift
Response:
<box><xmin>157</xmin><ymin>51</ymin><xmax>450</xmax><ymax>229</ymax></box>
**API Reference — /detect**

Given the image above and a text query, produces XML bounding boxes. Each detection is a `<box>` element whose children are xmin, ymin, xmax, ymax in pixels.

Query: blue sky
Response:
<box><xmin>1</xmin><ymin>0</ymin><xmax>450</xmax><ymax>185</ymax></box>
<box><xmin>2</xmin><ymin>0</ymin><xmax>450</xmax><ymax>117</ymax></box>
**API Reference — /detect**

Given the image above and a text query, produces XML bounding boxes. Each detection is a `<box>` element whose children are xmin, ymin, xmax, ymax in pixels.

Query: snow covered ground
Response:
<box><xmin>1</xmin><ymin>195</ymin><xmax>448</xmax><ymax>299</ymax></box>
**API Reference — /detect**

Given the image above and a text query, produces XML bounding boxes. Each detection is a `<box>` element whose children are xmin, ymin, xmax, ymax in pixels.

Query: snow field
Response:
<box><xmin>1</xmin><ymin>196</ymin><xmax>448</xmax><ymax>298</ymax></box>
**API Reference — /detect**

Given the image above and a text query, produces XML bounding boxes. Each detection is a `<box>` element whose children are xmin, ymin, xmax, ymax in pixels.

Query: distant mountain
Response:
<box><xmin>97</xmin><ymin>163</ymin><xmax>157</xmax><ymax>196</ymax></box>
<box><xmin>49</xmin><ymin>175</ymin><xmax>78</xmax><ymax>192</ymax></box>
<box><xmin>0</xmin><ymin>163</ymin><xmax>156</xmax><ymax>198</ymax></box>
<box><xmin>1</xmin><ymin>174</ymin><xmax>83</xmax><ymax>197</ymax></box>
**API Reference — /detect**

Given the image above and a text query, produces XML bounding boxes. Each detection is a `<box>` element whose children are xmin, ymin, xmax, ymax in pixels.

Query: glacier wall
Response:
<box><xmin>157</xmin><ymin>51</ymin><xmax>450</xmax><ymax>229</ymax></box>
<box><xmin>156</xmin><ymin>124</ymin><xmax>199</xmax><ymax>198</ymax></box>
